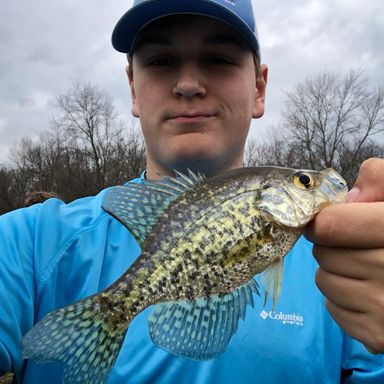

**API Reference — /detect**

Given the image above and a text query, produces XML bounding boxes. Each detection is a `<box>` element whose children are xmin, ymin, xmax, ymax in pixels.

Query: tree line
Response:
<box><xmin>0</xmin><ymin>84</ymin><xmax>146</xmax><ymax>213</ymax></box>
<box><xmin>1</xmin><ymin>70</ymin><xmax>383</xmax><ymax>214</ymax></box>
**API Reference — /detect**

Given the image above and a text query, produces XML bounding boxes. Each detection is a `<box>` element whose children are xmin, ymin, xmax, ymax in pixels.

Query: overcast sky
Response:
<box><xmin>1</xmin><ymin>0</ymin><xmax>383</xmax><ymax>165</ymax></box>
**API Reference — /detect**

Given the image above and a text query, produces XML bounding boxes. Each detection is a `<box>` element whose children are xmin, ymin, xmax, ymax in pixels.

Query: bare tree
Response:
<box><xmin>245</xmin><ymin>128</ymin><xmax>299</xmax><ymax>167</ymax></box>
<box><xmin>51</xmin><ymin>83</ymin><xmax>125</xmax><ymax>190</ymax></box>
<box><xmin>246</xmin><ymin>70</ymin><xmax>384</xmax><ymax>186</ymax></box>
<box><xmin>46</xmin><ymin>83</ymin><xmax>146</xmax><ymax>195</ymax></box>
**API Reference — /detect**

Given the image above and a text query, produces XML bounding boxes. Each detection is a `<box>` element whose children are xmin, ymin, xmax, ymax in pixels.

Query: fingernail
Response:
<box><xmin>347</xmin><ymin>187</ymin><xmax>360</xmax><ymax>202</ymax></box>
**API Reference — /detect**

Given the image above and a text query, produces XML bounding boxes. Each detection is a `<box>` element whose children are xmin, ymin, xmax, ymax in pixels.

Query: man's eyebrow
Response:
<box><xmin>203</xmin><ymin>34</ymin><xmax>248</xmax><ymax>50</ymax></box>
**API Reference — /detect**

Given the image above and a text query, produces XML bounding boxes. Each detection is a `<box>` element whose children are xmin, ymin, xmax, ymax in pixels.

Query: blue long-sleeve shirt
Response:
<box><xmin>1</xmin><ymin>176</ymin><xmax>384</xmax><ymax>383</ymax></box>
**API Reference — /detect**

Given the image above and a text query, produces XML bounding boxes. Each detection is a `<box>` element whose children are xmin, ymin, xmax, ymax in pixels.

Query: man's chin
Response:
<box><xmin>163</xmin><ymin>154</ymin><xmax>238</xmax><ymax>178</ymax></box>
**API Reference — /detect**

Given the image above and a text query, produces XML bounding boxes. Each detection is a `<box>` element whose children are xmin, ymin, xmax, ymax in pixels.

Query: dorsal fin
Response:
<box><xmin>102</xmin><ymin>169</ymin><xmax>205</xmax><ymax>245</ymax></box>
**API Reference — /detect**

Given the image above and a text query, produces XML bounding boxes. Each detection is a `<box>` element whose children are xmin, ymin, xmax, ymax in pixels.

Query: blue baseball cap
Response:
<box><xmin>112</xmin><ymin>0</ymin><xmax>260</xmax><ymax>59</ymax></box>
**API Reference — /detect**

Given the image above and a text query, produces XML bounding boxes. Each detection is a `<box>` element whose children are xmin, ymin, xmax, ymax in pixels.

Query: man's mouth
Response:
<box><xmin>166</xmin><ymin>111</ymin><xmax>217</xmax><ymax>123</ymax></box>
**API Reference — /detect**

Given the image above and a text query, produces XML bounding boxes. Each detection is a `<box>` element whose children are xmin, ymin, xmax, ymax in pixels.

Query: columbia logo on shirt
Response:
<box><xmin>259</xmin><ymin>310</ymin><xmax>304</xmax><ymax>326</ymax></box>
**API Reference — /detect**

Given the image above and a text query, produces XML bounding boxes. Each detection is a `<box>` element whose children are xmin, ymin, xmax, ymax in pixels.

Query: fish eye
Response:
<box><xmin>293</xmin><ymin>172</ymin><xmax>315</xmax><ymax>190</ymax></box>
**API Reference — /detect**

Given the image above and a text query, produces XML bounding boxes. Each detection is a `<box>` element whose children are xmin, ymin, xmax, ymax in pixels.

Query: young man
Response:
<box><xmin>1</xmin><ymin>0</ymin><xmax>384</xmax><ymax>383</ymax></box>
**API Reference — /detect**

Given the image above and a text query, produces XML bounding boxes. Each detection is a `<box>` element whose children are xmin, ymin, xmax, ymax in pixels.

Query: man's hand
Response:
<box><xmin>305</xmin><ymin>158</ymin><xmax>384</xmax><ymax>353</ymax></box>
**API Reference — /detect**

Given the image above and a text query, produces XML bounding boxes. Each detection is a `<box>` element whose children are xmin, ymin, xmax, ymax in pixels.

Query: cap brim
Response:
<box><xmin>112</xmin><ymin>0</ymin><xmax>259</xmax><ymax>57</ymax></box>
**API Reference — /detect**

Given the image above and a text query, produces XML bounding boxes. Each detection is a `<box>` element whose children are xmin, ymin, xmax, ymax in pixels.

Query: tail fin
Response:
<box><xmin>22</xmin><ymin>296</ymin><xmax>127</xmax><ymax>384</ymax></box>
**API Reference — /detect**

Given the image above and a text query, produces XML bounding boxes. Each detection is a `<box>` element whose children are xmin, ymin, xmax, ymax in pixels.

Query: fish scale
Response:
<box><xmin>144</xmin><ymin>193</ymin><xmax>269</xmax><ymax>297</ymax></box>
<box><xmin>22</xmin><ymin>166</ymin><xmax>348</xmax><ymax>383</ymax></box>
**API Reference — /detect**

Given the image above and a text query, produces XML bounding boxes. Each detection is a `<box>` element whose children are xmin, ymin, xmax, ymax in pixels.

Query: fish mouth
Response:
<box><xmin>319</xmin><ymin>168</ymin><xmax>349</xmax><ymax>203</ymax></box>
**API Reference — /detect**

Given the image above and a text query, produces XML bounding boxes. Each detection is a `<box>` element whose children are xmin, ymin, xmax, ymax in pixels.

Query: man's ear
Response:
<box><xmin>253</xmin><ymin>64</ymin><xmax>268</xmax><ymax>119</ymax></box>
<box><xmin>126</xmin><ymin>64</ymin><xmax>140</xmax><ymax>118</ymax></box>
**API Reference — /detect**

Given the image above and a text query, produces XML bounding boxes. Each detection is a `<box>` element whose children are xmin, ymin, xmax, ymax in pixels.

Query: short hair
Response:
<box><xmin>23</xmin><ymin>191</ymin><xmax>61</xmax><ymax>207</ymax></box>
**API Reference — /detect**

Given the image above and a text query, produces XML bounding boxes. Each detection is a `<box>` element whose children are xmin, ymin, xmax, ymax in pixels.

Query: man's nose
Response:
<box><xmin>173</xmin><ymin>63</ymin><xmax>206</xmax><ymax>98</ymax></box>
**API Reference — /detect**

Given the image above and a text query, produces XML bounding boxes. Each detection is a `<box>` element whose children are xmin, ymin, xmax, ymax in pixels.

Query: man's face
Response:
<box><xmin>128</xmin><ymin>15</ymin><xmax>267</xmax><ymax>178</ymax></box>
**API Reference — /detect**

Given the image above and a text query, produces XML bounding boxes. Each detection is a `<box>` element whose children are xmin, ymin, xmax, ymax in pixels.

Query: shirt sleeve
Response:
<box><xmin>342</xmin><ymin>333</ymin><xmax>384</xmax><ymax>383</ymax></box>
<box><xmin>0</xmin><ymin>207</ymin><xmax>38</xmax><ymax>380</ymax></box>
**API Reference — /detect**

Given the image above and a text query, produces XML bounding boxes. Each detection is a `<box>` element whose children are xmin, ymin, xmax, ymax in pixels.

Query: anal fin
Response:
<box><xmin>148</xmin><ymin>279</ymin><xmax>260</xmax><ymax>360</ymax></box>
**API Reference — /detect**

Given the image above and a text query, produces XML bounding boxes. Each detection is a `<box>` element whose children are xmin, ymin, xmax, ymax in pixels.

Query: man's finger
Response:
<box><xmin>315</xmin><ymin>268</ymin><xmax>371</xmax><ymax>313</ymax></box>
<box><xmin>312</xmin><ymin>246</ymin><xmax>384</xmax><ymax>281</ymax></box>
<box><xmin>305</xmin><ymin>202</ymin><xmax>384</xmax><ymax>248</ymax></box>
<box><xmin>324</xmin><ymin>300</ymin><xmax>384</xmax><ymax>354</ymax></box>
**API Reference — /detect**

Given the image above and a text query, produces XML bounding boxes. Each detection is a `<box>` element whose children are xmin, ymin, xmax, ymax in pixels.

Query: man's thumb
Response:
<box><xmin>347</xmin><ymin>158</ymin><xmax>384</xmax><ymax>203</ymax></box>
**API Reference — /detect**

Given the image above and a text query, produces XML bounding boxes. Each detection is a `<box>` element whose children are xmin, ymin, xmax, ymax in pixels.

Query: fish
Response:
<box><xmin>22</xmin><ymin>166</ymin><xmax>348</xmax><ymax>384</ymax></box>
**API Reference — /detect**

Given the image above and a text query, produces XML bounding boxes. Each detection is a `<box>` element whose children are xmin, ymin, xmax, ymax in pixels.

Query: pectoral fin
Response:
<box><xmin>260</xmin><ymin>259</ymin><xmax>284</xmax><ymax>310</ymax></box>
